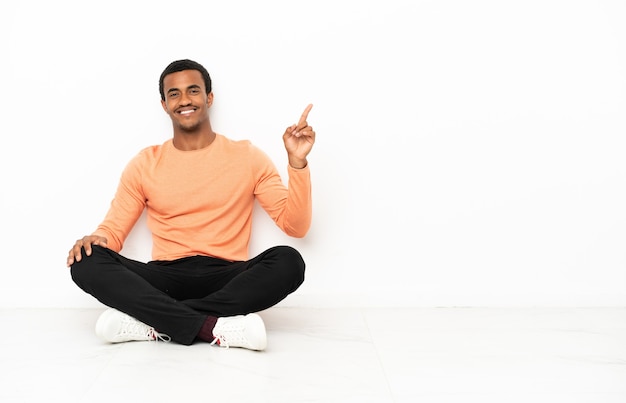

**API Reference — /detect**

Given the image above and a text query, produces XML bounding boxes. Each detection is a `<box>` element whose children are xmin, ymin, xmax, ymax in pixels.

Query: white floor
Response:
<box><xmin>1</xmin><ymin>307</ymin><xmax>625</xmax><ymax>403</ymax></box>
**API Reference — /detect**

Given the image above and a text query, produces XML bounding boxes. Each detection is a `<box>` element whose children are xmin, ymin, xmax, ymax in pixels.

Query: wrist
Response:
<box><xmin>289</xmin><ymin>157</ymin><xmax>308</xmax><ymax>169</ymax></box>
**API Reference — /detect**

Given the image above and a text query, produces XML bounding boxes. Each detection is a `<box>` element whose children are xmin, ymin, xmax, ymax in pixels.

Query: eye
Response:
<box><xmin>190</xmin><ymin>88</ymin><xmax>200</xmax><ymax>95</ymax></box>
<box><xmin>168</xmin><ymin>91</ymin><xmax>180</xmax><ymax>98</ymax></box>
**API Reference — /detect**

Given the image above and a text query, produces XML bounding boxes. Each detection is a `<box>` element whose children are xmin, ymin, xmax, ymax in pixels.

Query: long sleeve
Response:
<box><xmin>92</xmin><ymin>154</ymin><xmax>147</xmax><ymax>252</ymax></box>
<box><xmin>254</xmin><ymin>161</ymin><xmax>312</xmax><ymax>238</ymax></box>
<box><xmin>89</xmin><ymin>135</ymin><xmax>312</xmax><ymax>262</ymax></box>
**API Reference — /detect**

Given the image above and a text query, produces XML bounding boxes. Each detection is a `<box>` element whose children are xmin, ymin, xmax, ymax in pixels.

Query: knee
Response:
<box><xmin>70</xmin><ymin>245</ymin><xmax>110</xmax><ymax>288</ymax></box>
<box><xmin>272</xmin><ymin>245</ymin><xmax>305</xmax><ymax>286</ymax></box>
<box><xmin>70</xmin><ymin>260</ymin><xmax>93</xmax><ymax>289</ymax></box>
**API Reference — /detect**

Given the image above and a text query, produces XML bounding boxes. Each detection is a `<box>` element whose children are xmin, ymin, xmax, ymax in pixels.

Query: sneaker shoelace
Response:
<box><xmin>120</xmin><ymin>316</ymin><xmax>171</xmax><ymax>342</ymax></box>
<box><xmin>210</xmin><ymin>321</ymin><xmax>247</xmax><ymax>348</ymax></box>
<box><xmin>148</xmin><ymin>328</ymin><xmax>172</xmax><ymax>342</ymax></box>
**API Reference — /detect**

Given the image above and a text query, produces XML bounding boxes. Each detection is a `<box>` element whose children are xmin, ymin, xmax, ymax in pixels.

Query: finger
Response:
<box><xmin>66</xmin><ymin>251</ymin><xmax>75</xmax><ymax>267</ymax></box>
<box><xmin>84</xmin><ymin>242</ymin><xmax>93</xmax><ymax>256</ymax></box>
<box><xmin>284</xmin><ymin>124</ymin><xmax>297</xmax><ymax>139</ymax></box>
<box><xmin>296</xmin><ymin>129</ymin><xmax>316</xmax><ymax>140</ymax></box>
<box><xmin>285</xmin><ymin>124</ymin><xmax>297</xmax><ymax>134</ymax></box>
<box><xmin>296</xmin><ymin>104</ymin><xmax>313</xmax><ymax>130</ymax></box>
<box><xmin>71</xmin><ymin>242</ymin><xmax>83</xmax><ymax>262</ymax></box>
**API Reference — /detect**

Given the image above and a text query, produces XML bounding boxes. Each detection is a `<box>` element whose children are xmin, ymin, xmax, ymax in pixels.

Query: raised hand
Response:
<box><xmin>283</xmin><ymin>104</ymin><xmax>315</xmax><ymax>169</ymax></box>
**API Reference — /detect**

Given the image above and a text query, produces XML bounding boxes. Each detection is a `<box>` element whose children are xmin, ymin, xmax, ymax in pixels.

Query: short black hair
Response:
<box><xmin>159</xmin><ymin>59</ymin><xmax>212</xmax><ymax>101</ymax></box>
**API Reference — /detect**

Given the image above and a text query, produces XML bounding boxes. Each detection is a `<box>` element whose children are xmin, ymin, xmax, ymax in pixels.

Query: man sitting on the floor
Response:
<box><xmin>66</xmin><ymin>59</ymin><xmax>315</xmax><ymax>351</ymax></box>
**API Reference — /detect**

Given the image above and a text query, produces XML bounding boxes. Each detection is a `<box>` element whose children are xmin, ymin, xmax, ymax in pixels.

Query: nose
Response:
<box><xmin>179</xmin><ymin>91</ymin><xmax>192</xmax><ymax>106</ymax></box>
<box><xmin>178</xmin><ymin>91</ymin><xmax>191</xmax><ymax>106</ymax></box>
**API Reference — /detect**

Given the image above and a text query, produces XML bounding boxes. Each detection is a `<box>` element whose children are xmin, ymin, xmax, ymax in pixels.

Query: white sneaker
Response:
<box><xmin>210</xmin><ymin>313</ymin><xmax>267</xmax><ymax>351</ymax></box>
<box><xmin>95</xmin><ymin>308</ymin><xmax>171</xmax><ymax>343</ymax></box>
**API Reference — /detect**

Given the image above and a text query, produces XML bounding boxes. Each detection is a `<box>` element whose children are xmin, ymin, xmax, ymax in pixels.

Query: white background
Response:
<box><xmin>1</xmin><ymin>0</ymin><xmax>624</xmax><ymax>308</ymax></box>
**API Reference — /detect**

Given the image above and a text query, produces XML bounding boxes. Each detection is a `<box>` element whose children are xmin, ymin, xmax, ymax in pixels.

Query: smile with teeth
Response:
<box><xmin>179</xmin><ymin>109</ymin><xmax>195</xmax><ymax>115</ymax></box>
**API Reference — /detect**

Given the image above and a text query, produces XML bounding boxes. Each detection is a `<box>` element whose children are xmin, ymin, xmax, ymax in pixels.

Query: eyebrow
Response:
<box><xmin>167</xmin><ymin>84</ymin><xmax>202</xmax><ymax>94</ymax></box>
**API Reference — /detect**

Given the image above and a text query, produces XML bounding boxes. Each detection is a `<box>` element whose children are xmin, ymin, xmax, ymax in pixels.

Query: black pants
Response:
<box><xmin>70</xmin><ymin>245</ymin><xmax>305</xmax><ymax>345</ymax></box>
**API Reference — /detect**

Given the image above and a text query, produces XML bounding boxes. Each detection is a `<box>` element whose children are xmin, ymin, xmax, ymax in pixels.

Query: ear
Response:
<box><xmin>207</xmin><ymin>92</ymin><xmax>214</xmax><ymax>108</ymax></box>
<box><xmin>161</xmin><ymin>99</ymin><xmax>168</xmax><ymax>113</ymax></box>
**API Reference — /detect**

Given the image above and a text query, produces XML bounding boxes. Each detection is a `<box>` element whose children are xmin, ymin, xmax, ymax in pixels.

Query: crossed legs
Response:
<box><xmin>70</xmin><ymin>245</ymin><xmax>305</xmax><ymax>345</ymax></box>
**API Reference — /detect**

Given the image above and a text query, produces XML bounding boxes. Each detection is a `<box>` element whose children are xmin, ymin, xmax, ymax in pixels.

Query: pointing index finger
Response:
<box><xmin>296</xmin><ymin>104</ymin><xmax>313</xmax><ymax>129</ymax></box>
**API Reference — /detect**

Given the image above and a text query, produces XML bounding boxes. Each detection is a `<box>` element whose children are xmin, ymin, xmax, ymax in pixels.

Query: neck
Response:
<box><xmin>172</xmin><ymin>124</ymin><xmax>216</xmax><ymax>151</ymax></box>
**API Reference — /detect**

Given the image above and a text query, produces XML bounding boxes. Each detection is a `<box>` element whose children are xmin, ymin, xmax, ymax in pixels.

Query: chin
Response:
<box><xmin>178</xmin><ymin>122</ymin><xmax>201</xmax><ymax>132</ymax></box>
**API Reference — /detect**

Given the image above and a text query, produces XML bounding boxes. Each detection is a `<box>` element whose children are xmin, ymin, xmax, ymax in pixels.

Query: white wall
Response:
<box><xmin>1</xmin><ymin>0</ymin><xmax>625</xmax><ymax>308</ymax></box>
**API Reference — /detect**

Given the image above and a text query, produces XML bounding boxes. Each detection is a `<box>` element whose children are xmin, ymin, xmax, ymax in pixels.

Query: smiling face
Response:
<box><xmin>161</xmin><ymin>69</ymin><xmax>213</xmax><ymax>133</ymax></box>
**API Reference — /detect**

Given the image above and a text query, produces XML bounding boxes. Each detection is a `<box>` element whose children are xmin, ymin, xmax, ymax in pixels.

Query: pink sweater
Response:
<box><xmin>93</xmin><ymin>134</ymin><xmax>312</xmax><ymax>262</ymax></box>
